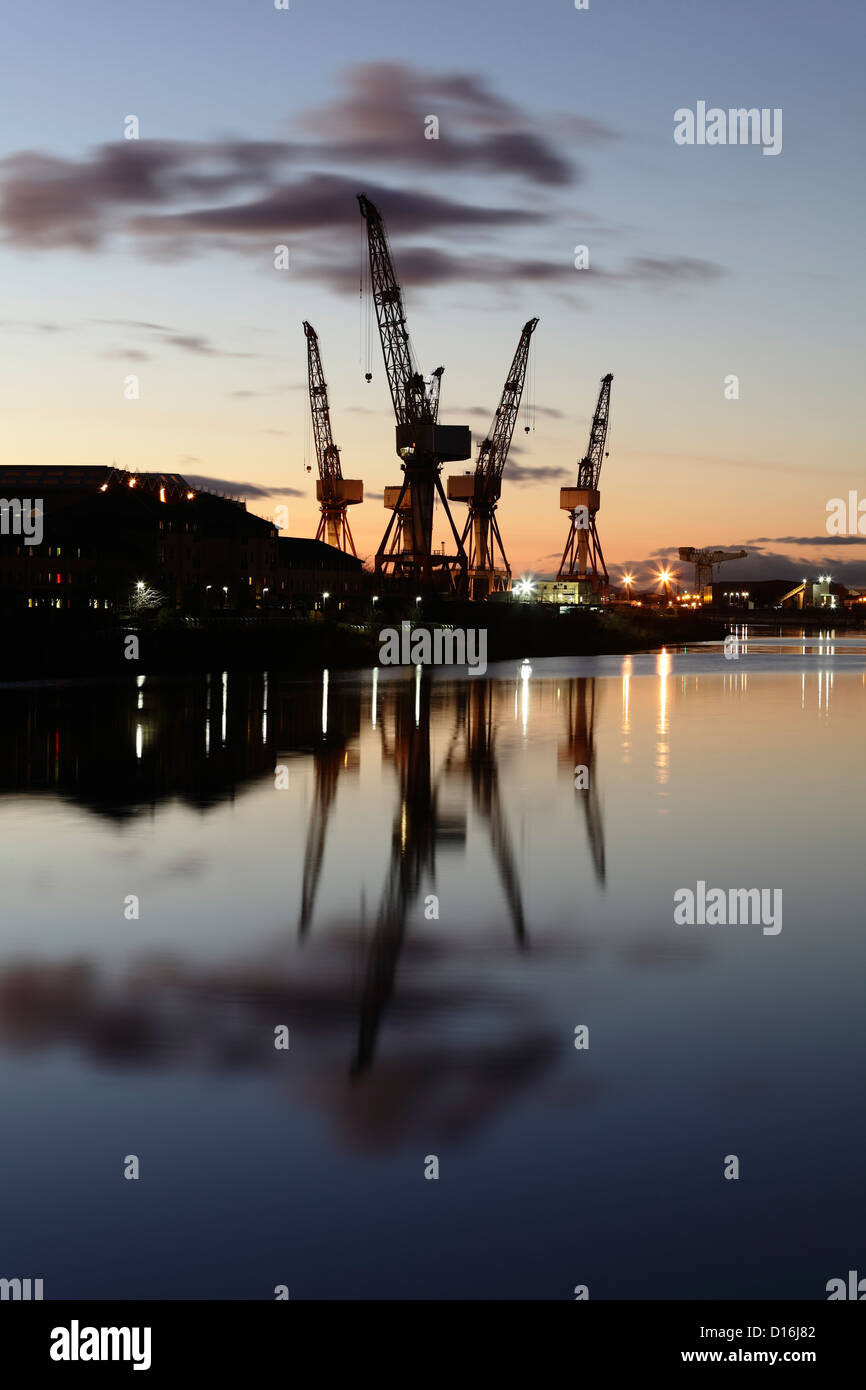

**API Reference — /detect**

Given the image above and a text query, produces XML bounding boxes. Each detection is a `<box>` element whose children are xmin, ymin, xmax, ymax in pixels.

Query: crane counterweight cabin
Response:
<box><xmin>303</xmin><ymin>321</ymin><xmax>363</xmax><ymax>554</ymax></box>
<box><xmin>558</xmin><ymin>373</ymin><xmax>613</xmax><ymax>599</ymax></box>
<box><xmin>357</xmin><ymin>193</ymin><xmax>471</xmax><ymax>592</ymax></box>
<box><xmin>447</xmin><ymin>318</ymin><xmax>538</xmax><ymax>601</ymax></box>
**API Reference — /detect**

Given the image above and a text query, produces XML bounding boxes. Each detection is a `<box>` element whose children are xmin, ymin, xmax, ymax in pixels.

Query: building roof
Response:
<box><xmin>278</xmin><ymin>536</ymin><xmax>362</xmax><ymax>570</ymax></box>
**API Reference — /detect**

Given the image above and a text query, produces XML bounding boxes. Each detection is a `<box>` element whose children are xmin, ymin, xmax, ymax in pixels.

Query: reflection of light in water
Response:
<box><xmin>621</xmin><ymin>655</ymin><xmax>632</xmax><ymax>733</ymax></box>
<box><xmin>135</xmin><ymin>724</ymin><xmax>143</xmax><ymax>760</ymax></box>
<box><xmin>263</xmin><ymin>671</ymin><xmax>268</xmax><ymax>712</ymax></box>
<box><xmin>137</xmin><ymin>673</ymin><xmax>145</xmax><ymax>711</ymax></box>
<box><xmin>322</xmin><ymin>669</ymin><xmax>329</xmax><ymax>735</ymax></box>
<box><xmin>221</xmin><ymin>670</ymin><xmax>228</xmax><ymax>745</ymax></box>
<box><xmin>205</xmin><ymin>673</ymin><xmax>211</xmax><ymax>712</ymax></box>
<box><xmin>656</xmin><ymin>649</ymin><xmax>670</xmax><ymax>788</ymax></box>
<box><xmin>520</xmin><ymin>661</ymin><xmax>531</xmax><ymax>734</ymax></box>
<box><xmin>138</xmin><ymin>691</ymin><xmax>143</xmax><ymax>711</ymax></box>
<box><xmin>801</xmin><ymin>672</ymin><xmax>806</xmax><ymax>709</ymax></box>
<box><xmin>261</xmin><ymin>712</ymin><xmax>267</xmax><ymax>744</ymax></box>
<box><xmin>204</xmin><ymin>719</ymin><xmax>210</xmax><ymax>756</ymax></box>
<box><xmin>656</xmin><ymin>649</ymin><xmax>671</xmax><ymax>734</ymax></box>
<box><xmin>414</xmin><ymin>662</ymin><xmax>421</xmax><ymax>726</ymax></box>
<box><xmin>371</xmin><ymin>667</ymin><xmax>378</xmax><ymax>729</ymax></box>
<box><xmin>136</xmin><ymin>675</ymin><xmax>145</xmax><ymax>688</ymax></box>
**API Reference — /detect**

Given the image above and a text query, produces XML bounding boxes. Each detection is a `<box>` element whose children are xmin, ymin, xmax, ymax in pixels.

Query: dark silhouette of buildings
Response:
<box><xmin>0</xmin><ymin>465</ymin><xmax>362</xmax><ymax>613</ymax></box>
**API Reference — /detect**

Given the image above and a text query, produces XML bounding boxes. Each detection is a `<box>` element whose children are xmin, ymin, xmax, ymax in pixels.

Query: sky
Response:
<box><xmin>1</xmin><ymin>0</ymin><xmax>864</xmax><ymax>584</ymax></box>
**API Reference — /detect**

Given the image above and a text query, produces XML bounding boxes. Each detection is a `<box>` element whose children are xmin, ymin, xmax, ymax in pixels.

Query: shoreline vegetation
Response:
<box><xmin>0</xmin><ymin>604</ymin><xmax>857</xmax><ymax>682</ymax></box>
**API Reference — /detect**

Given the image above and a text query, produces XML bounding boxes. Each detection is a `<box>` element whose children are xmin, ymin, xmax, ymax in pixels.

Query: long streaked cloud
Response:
<box><xmin>0</xmin><ymin>62</ymin><xmax>724</xmax><ymax>300</ymax></box>
<box><xmin>184</xmin><ymin>473</ymin><xmax>305</xmax><ymax>500</ymax></box>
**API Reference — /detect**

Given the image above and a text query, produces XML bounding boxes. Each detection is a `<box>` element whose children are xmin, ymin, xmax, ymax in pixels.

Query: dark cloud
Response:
<box><xmin>0</xmin><ymin>63</ymin><xmax>722</xmax><ymax>305</ymax></box>
<box><xmin>132</xmin><ymin>173</ymin><xmax>537</xmax><ymax>246</ymax></box>
<box><xmin>746</xmin><ymin>534</ymin><xmax>866</xmax><ymax>547</ymax></box>
<box><xmin>184</xmin><ymin>474</ymin><xmax>304</xmax><ymax>500</ymax></box>
<box><xmin>299</xmin><ymin>61</ymin><xmax>590</xmax><ymax>185</ymax></box>
<box><xmin>505</xmin><ymin>461</ymin><xmax>570</xmax><ymax>485</ymax></box>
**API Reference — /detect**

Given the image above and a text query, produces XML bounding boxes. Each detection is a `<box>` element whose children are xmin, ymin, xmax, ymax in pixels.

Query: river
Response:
<box><xmin>1</xmin><ymin>633</ymin><xmax>864</xmax><ymax>1298</ymax></box>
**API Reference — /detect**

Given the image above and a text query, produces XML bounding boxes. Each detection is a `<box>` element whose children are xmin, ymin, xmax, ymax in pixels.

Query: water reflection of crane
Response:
<box><xmin>353</xmin><ymin>673</ymin><xmax>529</xmax><ymax>1077</ymax></box>
<box><xmin>558</xmin><ymin>678</ymin><xmax>606</xmax><ymax>885</ymax></box>
<box><xmin>442</xmin><ymin>679</ymin><xmax>527</xmax><ymax>947</ymax></box>
<box><xmin>293</xmin><ymin>671</ymin><xmax>361</xmax><ymax>938</ymax></box>
<box><xmin>353</xmin><ymin>670</ymin><xmax>465</xmax><ymax>1076</ymax></box>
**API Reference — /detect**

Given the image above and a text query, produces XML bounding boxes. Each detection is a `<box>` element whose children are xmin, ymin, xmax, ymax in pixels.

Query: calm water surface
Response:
<box><xmin>1</xmin><ymin>636</ymin><xmax>864</xmax><ymax>1298</ymax></box>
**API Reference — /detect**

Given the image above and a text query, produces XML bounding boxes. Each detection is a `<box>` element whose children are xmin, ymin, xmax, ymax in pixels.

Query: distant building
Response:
<box><xmin>0</xmin><ymin>466</ymin><xmax>362</xmax><ymax>613</ymax></box>
<box><xmin>708</xmin><ymin>577</ymin><xmax>844</xmax><ymax>610</ymax></box>
<box><xmin>535</xmin><ymin>579</ymin><xmax>593</xmax><ymax>605</ymax></box>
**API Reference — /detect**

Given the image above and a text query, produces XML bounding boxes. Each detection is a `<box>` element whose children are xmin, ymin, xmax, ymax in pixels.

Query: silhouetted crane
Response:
<box><xmin>447</xmin><ymin>318</ymin><xmax>538</xmax><ymax>600</ymax></box>
<box><xmin>303</xmin><ymin>321</ymin><xmax>363</xmax><ymax>553</ymax></box>
<box><xmin>558</xmin><ymin>373</ymin><xmax>613</xmax><ymax>597</ymax></box>
<box><xmin>358</xmin><ymin>193</ymin><xmax>471</xmax><ymax>591</ymax></box>
<box><xmin>678</xmin><ymin>547</ymin><xmax>747</xmax><ymax>600</ymax></box>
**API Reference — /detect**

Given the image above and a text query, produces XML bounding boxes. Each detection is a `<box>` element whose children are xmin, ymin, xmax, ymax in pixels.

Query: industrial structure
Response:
<box><xmin>303</xmin><ymin>322</ymin><xmax>363</xmax><ymax>554</ymax></box>
<box><xmin>447</xmin><ymin>318</ymin><xmax>538</xmax><ymax>600</ymax></box>
<box><xmin>557</xmin><ymin>373</ymin><xmax>613</xmax><ymax>601</ymax></box>
<box><xmin>358</xmin><ymin>193</ymin><xmax>472</xmax><ymax>593</ymax></box>
<box><xmin>678</xmin><ymin>546</ymin><xmax>747</xmax><ymax>602</ymax></box>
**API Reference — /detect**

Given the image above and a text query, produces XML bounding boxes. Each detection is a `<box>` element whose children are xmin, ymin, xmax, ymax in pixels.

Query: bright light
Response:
<box><xmin>186</xmin><ymin>491</ymin><xmax>195</xmax><ymax>500</ymax></box>
<box><xmin>623</xmin><ymin>572</ymin><xmax>634</xmax><ymax>586</ymax></box>
<box><xmin>323</xmin><ymin>591</ymin><xmax>330</xmax><ymax>599</ymax></box>
<box><xmin>222</xmin><ymin>586</ymin><xmax>228</xmax><ymax>594</ymax></box>
<box><xmin>136</xmin><ymin>581</ymin><xmax>145</xmax><ymax>591</ymax></box>
<box><xmin>415</xmin><ymin>595</ymin><xmax>422</xmax><ymax>603</ymax></box>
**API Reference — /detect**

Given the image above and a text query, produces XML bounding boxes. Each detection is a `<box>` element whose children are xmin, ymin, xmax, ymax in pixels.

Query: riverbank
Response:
<box><xmin>0</xmin><ymin>606</ymin><xmax>728</xmax><ymax>680</ymax></box>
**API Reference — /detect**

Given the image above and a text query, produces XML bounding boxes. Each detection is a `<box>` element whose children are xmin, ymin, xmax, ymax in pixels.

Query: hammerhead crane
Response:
<box><xmin>558</xmin><ymin>373</ymin><xmax>613</xmax><ymax>597</ymax></box>
<box><xmin>303</xmin><ymin>321</ymin><xmax>363</xmax><ymax>553</ymax></box>
<box><xmin>358</xmin><ymin>193</ymin><xmax>471</xmax><ymax>591</ymax></box>
<box><xmin>447</xmin><ymin>318</ymin><xmax>538</xmax><ymax>601</ymax></box>
<box><xmin>678</xmin><ymin>547</ymin><xmax>747</xmax><ymax>601</ymax></box>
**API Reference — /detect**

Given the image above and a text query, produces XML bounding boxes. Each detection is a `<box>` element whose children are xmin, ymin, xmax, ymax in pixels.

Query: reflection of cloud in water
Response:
<box><xmin>0</xmin><ymin>944</ymin><xmax>576</xmax><ymax>1152</ymax></box>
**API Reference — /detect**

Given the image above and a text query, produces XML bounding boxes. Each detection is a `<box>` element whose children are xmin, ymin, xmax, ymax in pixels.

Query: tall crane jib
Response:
<box><xmin>447</xmin><ymin>318</ymin><xmax>539</xmax><ymax>601</ymax></box>
<box><xmin>558</xmin><ymin>373</ymin><xmax>613</xmax><ymax>599</ymax></box>
<box><xmin>303</xmin><ymin>321</ymin><xmax>363</xmax><ymax>556</ymax></box>
<box><xmin>357</xmin><ymin>193</ymin><xmax>472</xmax><ymax>593</ymax></box>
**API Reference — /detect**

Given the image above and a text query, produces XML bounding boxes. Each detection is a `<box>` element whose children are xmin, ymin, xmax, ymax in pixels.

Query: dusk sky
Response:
<box><xmin>2</xmin><ymin>0</ymin><xmax>863</xmax><ymax>583</ymax></box>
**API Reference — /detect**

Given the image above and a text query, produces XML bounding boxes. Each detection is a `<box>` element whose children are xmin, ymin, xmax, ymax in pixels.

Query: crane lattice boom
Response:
<box><xmin>475</xmin><ymin>318</ymin><xmax>538</xmax><ymax>500</ymax></box>
<box><xmin>576</xmin><ymin>373</ymin><xmax>613</xmax><ymax>490</ymax></box>
<box><xmin>357</xmin><ymin>194</ymin><xmax>430</xmax><ymax>428</ymax></box>
<box><xmin>303</xmin><ymin>321</ymin><xmax>342</xmax><ymax>497</ymax></box>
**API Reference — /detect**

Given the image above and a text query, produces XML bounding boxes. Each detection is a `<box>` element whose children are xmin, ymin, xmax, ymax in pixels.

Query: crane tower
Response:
<box><xmin>303</xmin><ymin>321</ymin><xmax>363</xmax><ymax>553</ymax></box>
<box><xmin>678</xmin><ymin>547</ymin><xmax>747</xmax><ymax>601</ymax></box>
<box><xmin>447</xmin><ymin>318</ymin><xmax>538</xmax><ymax>600</ymax></box>
<box><xmin>358</xmin><ymin>193</ymin><xmax>471</xmax><ymax>592</ymax></box>
<box><xmin>558</xmin><ymin>373</ymin><xmax>613</xmax><ymax>599</ymax></box>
